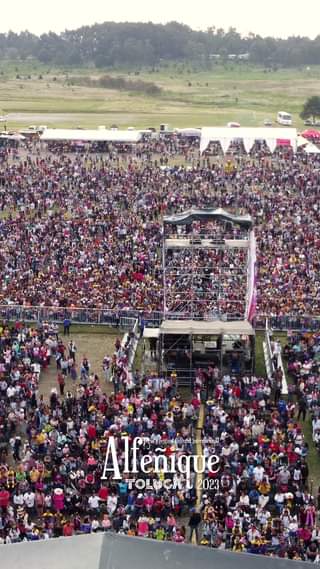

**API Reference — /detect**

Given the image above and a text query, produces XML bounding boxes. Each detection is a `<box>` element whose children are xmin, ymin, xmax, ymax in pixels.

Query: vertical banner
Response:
<box><xmin>246</xmin><ymin>230</ymin><xmax>257</xmax><ymax>322</ymax></box>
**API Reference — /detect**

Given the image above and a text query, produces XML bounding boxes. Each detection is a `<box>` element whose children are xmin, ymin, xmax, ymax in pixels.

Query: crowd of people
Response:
<box><xmin>0</xmin><ymin>139</ymin><xmax>319</xmax><ymax>317</ymax></box>
<box><xmin>0</xmin><ymin>321</ymin><xmax>202</xmax><ymax>544</ymax></box>
<box><xmin>0</xmin><ymin>135</ymin><xmax>319</xmax><ymax>562</ymax></box>
<box><xmin>284</xmin><ymin>332</ymin><xmax>320</xmax><ymax>446</ymax></box>
<box><xmin>165</xmin><ymin>248</ymin><xmax>247</xmax><ymax>317</ymax></box>
<box><xmin>197</xmin><ymin>368</ymin><xmax>320</xmax><ymax>561</ymax></box>
<box><xmin>0</xmin><ymin>317</ymin><xmax>318</xmax><ymax>562</ymax></box>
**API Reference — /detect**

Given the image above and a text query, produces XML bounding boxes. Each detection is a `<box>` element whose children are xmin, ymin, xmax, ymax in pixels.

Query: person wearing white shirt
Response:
<box><xmin>24</xmin><ymin>491</ymin><xmax>35</xmax><ymax>511</ymax></box>
<box><xmin>7</xmin><ymin>385</ymin><xmax>16</xmax><ymax>399</ymax></box>
<box><xmin>13</xmin><ymin>492</ymin><xmax>24</xmax><ymax>507</ymax></box>
<box><xmin>253</xmin><ymin>464</ymin><xmax>265</xmax><ymax>483</ymax></box>
<box><xmin>274</xmin><ymin>492</ymin><xmax>285</xmax><ymax>513</ymax></box>
<box><xmin>107</xmin><ymin>495</ymin><xmax>118</xmax><ymax>515</ymax></box>
<box><xmin>88</xmin><ymin>494</ymin><xmax>100</xmax><ymax>511</ymax></box>
<box><xmin>239</xmin><ymin>492</ymin><xmax>250</xmax><ymax>507</ymax></box>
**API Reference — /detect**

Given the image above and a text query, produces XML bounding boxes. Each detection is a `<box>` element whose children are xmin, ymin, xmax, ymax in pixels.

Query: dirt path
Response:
<box><xmin>38</xmin><ymin>331</ymin><xmax>118</xmax><ymax>401</ymax></box>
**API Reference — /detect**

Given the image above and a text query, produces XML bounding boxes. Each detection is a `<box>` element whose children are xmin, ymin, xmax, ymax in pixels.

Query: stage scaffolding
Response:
<box><xmin>158</xmin><ymin>208</ymin><xmax>256</xmax><ymax>386</ymax></box>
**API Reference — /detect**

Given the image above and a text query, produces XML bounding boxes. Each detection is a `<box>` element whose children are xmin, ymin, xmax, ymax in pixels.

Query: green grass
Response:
<box><xmin>0</xmin><ymin>62</ymin><xmax>320</xmax><ymax>129</ymax></box>
<box><xmin>255</xmin><ymin>332</ymin><xmax>266</xmax><ymax>377</ymax></box>
<box><xmin>57</xmin><ymin>324</ymin><xmax>123</xmax><ymax>335</ymax></box>
<box><xmin>133</xmin><ymin>340</ymin><xmax>144</xmax><ymax>371</ymax></box>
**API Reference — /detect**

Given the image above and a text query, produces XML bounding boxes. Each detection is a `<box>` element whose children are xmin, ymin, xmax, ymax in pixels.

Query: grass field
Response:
<box><xmin>0</xmin><ymin>61</ymin><xmax>319</xmax><ymax>129</ymax></box>
<box><xmin>39</xmin><ymin>326</ymin><xmax>119</xmax><ymax>401</ymax></box>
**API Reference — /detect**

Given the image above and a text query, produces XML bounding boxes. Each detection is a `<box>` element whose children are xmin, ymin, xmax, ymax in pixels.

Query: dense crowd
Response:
<box><xmin>165</xmin><ymin>248</ymin><xmax>247</xmax><ymax>317</ymax></box>
<box><xmin>284</xmin><ymin>332</ymin><xmax>320</xmax><ymax>446</ymax></box>
<box><xmin>0</xmin><ymin>136</ymin><xmax>319</xmax><ymax>561</ymax></box>
<box><xmin>197</xmin><ymin>367</ymin><xmax>320</xmax><ymax>561</ymax></box>
<box><xmin>0</xmin><ymin>322</ymin><xmax>201</xmax><ymax>544</ymax></box>
<box><xmin>0</xmin><ymin>139</ymin><xmax>319</xmax><ymax>317</ymax></box>
<box><xmin>0</xmin><ymin>322</ymin><xmax>318</xmax><ymax>561</ymax></box>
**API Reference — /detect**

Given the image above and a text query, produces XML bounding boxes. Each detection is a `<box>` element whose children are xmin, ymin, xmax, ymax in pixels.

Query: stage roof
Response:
<box><xmin>163</xmin><ymin>208</ymin><xmax>253</xmax><ymax>228</ymax></box>
<box><xmin>200</xmin><ymin>126</ymin><xmax>298</xmax><ymax>154</ymax></box>
<box><xmin>160</xmin><ymin>319</ymin><xmax>255</xmax><ymax>335</ymax></box>
<box><xmin>40</xmin><ymin>129</ymin><xmax>142</xmax><ymax>142</ymax></box>
<box><xmin>143</xmin><ymin>327</ymin><xmax>160</xmax><ymax>338</ymax></box>
<box><xmin>164</xmin><ymin>238</ymin><xmax>249</xmax><ymax>249</ymax></box>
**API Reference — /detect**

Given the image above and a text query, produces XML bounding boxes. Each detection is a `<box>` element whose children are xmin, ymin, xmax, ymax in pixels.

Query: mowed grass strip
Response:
<box><xmin>0</xmin><ymin>63</ymin><xmax>320</xmax><ymax>129</ymax></box>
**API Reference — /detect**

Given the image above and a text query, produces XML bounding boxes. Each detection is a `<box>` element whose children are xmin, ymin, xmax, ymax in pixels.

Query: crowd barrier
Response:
<box><xmin>254</xmin><ymin>315</ymin><xmax>320</xmax><ymax>331</ymax></box>
<box><xmin>111</xmin><ymin>318</ymin><xmax>140</xmax><ymax>383</ymax></box>
<box><xmin>0</xmin><ymin>305</ymin><xmax>319</xmax><ymax>332</ymax></box>
<box><xmin>263</xmin><ymin>319</ymin><xmax>288</xmax><ymax>395</ymax></box>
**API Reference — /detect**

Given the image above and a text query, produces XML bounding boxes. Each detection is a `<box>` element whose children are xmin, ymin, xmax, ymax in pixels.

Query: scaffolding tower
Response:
<box><xmin>159</xmin><ymin>208</ymin><xmax>256</xmax><ymax>386</ymax></box>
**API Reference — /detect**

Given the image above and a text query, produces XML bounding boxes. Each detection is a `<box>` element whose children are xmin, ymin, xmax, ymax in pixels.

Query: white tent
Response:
<box><xmin>200</xmin><ymin>127</ymin><xmax>297</xmax><ymax>154</ymax></box>
<box><xmin>304</xmin><ymin>142</ymin><xmax>320</xmax><ymax>154</ymax></box>
<box><xmin>41</xmin><ymin>129</ymin><xmax>142</xmax><ymax>143</ymax></box>
<box><xmin>175</xmin><ymin>128</ymin><xmax>201</xmax><ymax>137</ymax></box>
<box><xmin>297</xmin><ymin>134</ymin><xmax>309</xmax><ymax>147</ymax></box>
<box><xmin>0</xmin><ymin>133</ymin><xmax>25</xmax><ymax>141</ymax></box>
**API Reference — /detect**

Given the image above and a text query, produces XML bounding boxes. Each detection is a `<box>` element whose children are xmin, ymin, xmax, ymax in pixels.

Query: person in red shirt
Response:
<box><xmin>87</xmin><ymin>424</ymin><xmax>96</xmax><ymax>440</ymax></box>
<box><xmin>0</xmin><ymin>487</ymin><xmax>10</xmax><ymax>511</ymax></box>
<box><xmin>63</xmin><ymin>521</ymin><xmax>74</xmax><ymax>537</ymax></box>
<box><xmin>98</xmin><ymin>485</ymin><xmax>109</xmax><ymax>502</ymax></box>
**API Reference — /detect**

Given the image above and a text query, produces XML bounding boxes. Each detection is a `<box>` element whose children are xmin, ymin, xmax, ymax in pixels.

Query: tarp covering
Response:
<box><xmin>40</xmin><ymin>129</ymin><xmax>142</xmax><ymax>142</ymax></box>
<box><xmin>304</xmin><ymin>142</ymin><xmax>320</xmax><ymax>154</ymax></box>
<box><xmin>163</xmin><ymin>208</ymin><xmax>253</xmax><ymax>228</ymax></box>
<box><xmin>200</xmin><ymin>127</ymin><xmax>298</xmax><ymax>154</ymax></box>
<box><xmin>0</xmin><ymin>533</ymin><xmax>312</xmax><ymax>569</ymax></box>
<box><xmin>301</xmin><ymin>129</ymin><xmax>320</xmax><ymax>139</ymax></box>
<box><xmin>160</xmin><ymin>319</ymin><xmax>255</xmax><ymax>335</ymax></box>
<box><xmin>143</xmin><ymin>327</ymin><xmax>160</xmax><ymax>338</ymax></box>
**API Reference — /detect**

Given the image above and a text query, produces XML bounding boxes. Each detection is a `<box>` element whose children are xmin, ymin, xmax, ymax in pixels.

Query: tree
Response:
<box><xmin>300</xmin><ymin>96</ymin><xmax>320</xmax><ymax>122</ymax></box>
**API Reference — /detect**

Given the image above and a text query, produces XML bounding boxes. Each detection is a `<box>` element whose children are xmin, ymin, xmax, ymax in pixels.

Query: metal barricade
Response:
<box><xmin>0</xmin><ymin>304</ymin><xmax>319</xmax><ymax>333</ymax></box>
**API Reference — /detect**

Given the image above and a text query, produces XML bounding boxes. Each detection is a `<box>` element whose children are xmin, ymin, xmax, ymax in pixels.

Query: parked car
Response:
<box><xmin>264</xmin><ymin>119</ymin><xmax>273</xmax><ymax>126</ymax></box>
<box><xmin>304</xmin><ymin>118</ymin><xmax>314</xmax><ymax>126</ymax></box>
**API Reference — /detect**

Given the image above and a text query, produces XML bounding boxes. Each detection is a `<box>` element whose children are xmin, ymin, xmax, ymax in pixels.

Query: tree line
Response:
<box><xmin>0</xmin><ymin>22</ymin><xmax>320</xmax><ymax>68</ymax></box>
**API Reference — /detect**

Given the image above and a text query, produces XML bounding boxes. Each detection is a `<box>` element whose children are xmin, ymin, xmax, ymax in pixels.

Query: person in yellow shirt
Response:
<box><xmin>233</xmin><ymin>537</ymin><xmax>245</xmax><ymax>552</ymax></box>
<box><xmin>29</xmin><ymin>467</ymin><xmax>40</xmax><ymax>484</ymax></box>
<box><xmin>258</xmin><ymin>478</ymin><xmax>271</xmax><ymax>495</ymax></box>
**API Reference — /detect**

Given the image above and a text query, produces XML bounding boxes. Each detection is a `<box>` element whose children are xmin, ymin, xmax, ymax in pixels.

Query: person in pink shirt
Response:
<box><xmin>52</xmin><ymin>488</ymin><xmax>64</xmax><ymax>512</ymax></box>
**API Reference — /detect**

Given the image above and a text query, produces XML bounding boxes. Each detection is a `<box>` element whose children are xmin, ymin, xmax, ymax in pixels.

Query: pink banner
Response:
<box><xmin>246</xmin><ymin>231</ymin><xmax>257</xmax><ymax>322</ymax></box>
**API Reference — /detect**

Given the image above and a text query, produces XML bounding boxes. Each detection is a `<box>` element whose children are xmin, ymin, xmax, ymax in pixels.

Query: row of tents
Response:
<box><xmin>1</xmin><ymin>126</ymin><xmax>320</xmax><ymax>154</ymax></box>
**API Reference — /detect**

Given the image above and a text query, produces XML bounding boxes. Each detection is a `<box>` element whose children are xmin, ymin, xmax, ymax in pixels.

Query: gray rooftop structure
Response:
<box><xmin>0</xmin><ymin>533</ymin><xmax>312</xmax><ymax>569</ymax></box>
<box><xmin>163</xmin><ymin>208</ymin><xmax>253</xmax><ymax>229</ymax></box>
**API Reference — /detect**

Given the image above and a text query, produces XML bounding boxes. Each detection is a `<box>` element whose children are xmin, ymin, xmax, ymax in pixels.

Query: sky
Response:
<box><xmin>0</xmin><ymin>0</ymin><xmax>320</xmax><ymax>39</ymax></box>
